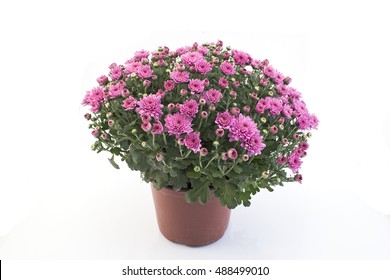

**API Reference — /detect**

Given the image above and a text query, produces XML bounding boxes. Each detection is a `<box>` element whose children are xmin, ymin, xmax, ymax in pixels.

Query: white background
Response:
<box><xmin>0</xmin><ymin>0</ymin><xmax>389</xmax><ymax>260</ymax></box>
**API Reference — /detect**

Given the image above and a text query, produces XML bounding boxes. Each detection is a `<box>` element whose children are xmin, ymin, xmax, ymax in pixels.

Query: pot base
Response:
<box><xmin>151</xmin><ymin>185</ymin><xmax>231</xmax><ymax>247</ymax></box>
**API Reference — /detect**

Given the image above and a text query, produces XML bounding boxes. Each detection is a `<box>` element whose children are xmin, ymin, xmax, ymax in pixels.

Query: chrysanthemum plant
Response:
<box><xmin>83</xmin><ymin>41</ymin><xmax>318</xmax><ymax>209</ymax></box>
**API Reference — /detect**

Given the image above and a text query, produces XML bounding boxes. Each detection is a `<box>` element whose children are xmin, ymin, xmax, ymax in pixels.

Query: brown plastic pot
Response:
<box><xmin>151</xmin><ymin>183</ymin><xmax>231</xmax><ymax>246</ymax></box>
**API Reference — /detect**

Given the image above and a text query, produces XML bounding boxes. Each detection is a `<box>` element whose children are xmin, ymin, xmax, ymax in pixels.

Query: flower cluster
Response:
<box><xmin>83</xmin><ymin>41</ymin><xmax>318</xmax><ymax>208</ymax></box>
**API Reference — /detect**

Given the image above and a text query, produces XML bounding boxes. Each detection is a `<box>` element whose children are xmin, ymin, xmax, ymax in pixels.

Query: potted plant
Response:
<box><xmin>82</xmin><ymin>40</ymin><xmax>318</xmax><ymax>246</ymax></box>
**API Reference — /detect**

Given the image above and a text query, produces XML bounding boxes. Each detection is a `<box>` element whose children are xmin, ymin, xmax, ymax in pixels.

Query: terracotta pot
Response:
<box><xmin>151</xmin><ymin>184</ymin><xmax>231</xmax><ymax>246</ymax></box>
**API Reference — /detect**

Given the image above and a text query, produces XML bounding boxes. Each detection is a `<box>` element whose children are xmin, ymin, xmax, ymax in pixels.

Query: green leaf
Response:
<box><xmin>150</xmin><ymin>169</ymin><xmax>169</xmax><ymax>189</ymax></box>
<box><xmin>169</xmin><ymin>172</ymin><xmax>188</xmax><ymax>191</ymax></box>
<box><xmin>187</xmin><ymin>170</ymin><xmax>201</xmax><ymax>179</ymax></box>
<box><xmin>185</xmin><ymin>179</ymin><xmax>211</xmax><ymax>204</ymax></box>
<box><xmin>111</xmin><ymin>147</ymin><xmax>121</xmax><ymax>156</ymax></box>
<box><xmin>131</xmin><ymin>149</ymin><xmax>149</xmax><ymax>172</ymax></box>
<box><xmin>213</xmin><ymin>180</ymin><xmax>238</xmax><ymax>209</ymax></box>
<box><xmin>233</xmin><ymin>165</ymin><xmax>243</xmax><ymax>174</ymax></box>
<box><xmin>108</xmin><ymin>156</ymin><xmax>120</xmax><ymax>169</ymax></box>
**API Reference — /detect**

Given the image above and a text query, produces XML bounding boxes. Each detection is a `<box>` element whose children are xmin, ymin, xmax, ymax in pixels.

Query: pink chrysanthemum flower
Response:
<box><xmin>242</xmin><ymin>135</ymin><xmax>266</xmax><ymax>156</ymax></box>
<box><xmin>297</xmin><ymin>114</ymin><xmax>312</xmax><ymax>130</ymax></box>
<box><xmin>229</xmin><ymin>114</ymin><xmax>259</xmax><ymax>142</ymax></box>
<box><xmin>220</xmin><ymin>61</ymin><xmax>235</xmax><ymax>75</ymax></box>
<box><xmin>82</xmin><ymin>87</ymin><xmax>104</xmax><ymax>113</ymax></box>
<box><xmin>109</xmin><ymin>83</ymin><xmax>124</xmax><ymax>98</ymax></box>
<box><xmin>151</xmin><ymin>121</ymin><xmax>164</xmax><ymax>135</ymax></box>
<box><xmin>282</xmin><ymin>105</ymin><xmax>293</xmax><ymax>119</ymax></box>
<box><xmin>268</xmin><ymin>98</ymin><xmax>283</xmax><ymax>116</ymax></box>
<box><xmin>203</xmin><ymin>89</ymin><xmax>222</xmax><ymax>103</ymax></box>
<box><xmin>215</xmin><ymin>111</ymin><xmax>234</xmax><ymax>129</ymax></box>
<box><xmin>170</xmin><ymin>71</ymin><xmax>190</xmax><ymax>83</ymax></box>
<box><xmin>195</xmin><ymin>59</ymin><xmax>212</xmax><ymax>74</ymax></box>
<box><xmin>232</xmin><ymin>50</ymin><xmax>251</xmax><ymax>65</ymax></box>
<box><xmin>184</xmin><ymin>132</ymin><xmax>202</xmax><ymax>153</ymax></box>
<box><xmin>136</xmin><ymin>94</ymin><xmax>163</xmax><ymax>119</ymax></box>
<box><xmin>122</xmin><ymin>96</ymin><xmax>137</xmax><ymax>110</ymax></box>
<box><xmin>310</xmin><ymin>114</ymin><xmax>319</xmax><ymax>129</ymax></box>
<box><xmin>164</xmin><ymin>113</ymin><xmax>193</xmax><ymax>137</ymax></box>
<box><xmin>137</xmin><ymin>65</ymin><xmax>153</xmax><ymax>79</ymax></box>
<box><xmin>289</xmin><ymin>149</ymin><xmax>302</xmax><ymax>173</ymax></box>
<box><xmin>164</xmin><ymin>80</ymin><xmax>175</xmax><ymax>91</ymax></box>
<box><xmin>219</xmin><ymin>77</ymin><xmax>229</xmax><ymax>88</ymax></box>
<box><xmin>134</xmin><ymin>50</ymin><xmax>150</xmax><ymax>60</ymax></box>
<box><xmin>110</xmin><ymin>66</ymin><xmax>122</xmax><ymax>80</ymax></box>
<box><xmin>188</xmin><ymin>79</ymin><xmax>204</xmax><ymax>93</ymax></box>
<box><xmin>97</xmin><ymin>75</ymin><xmax>108</xmax><ymax>85</ymax></box>
<box><xmin>124</xmin><ymin>61</ymin><xmax>142</xmax><ymax>74</ymax></box>
<box><xmin>263</xmin><ymin>66</ymin><xmax>276</xmax><ymax>78</ymax></box>
<box><xmin>181</xmin><ymin>51</ymin><xmax>203</xmax><ymax>66</ymax></box>
<box><xmin>141</xmin><ymin>122</ymin><xmax>152</xmax><ymax>132</ymax></box>
<box><xmin>180</xmin><ymin>99</ymin><xmax>199</xmax><ymax>117</ymax></box>
<box><xmin>273</xmin><ymin>71</ymin><xmax>285</xmax><ymax>85</ymax></box>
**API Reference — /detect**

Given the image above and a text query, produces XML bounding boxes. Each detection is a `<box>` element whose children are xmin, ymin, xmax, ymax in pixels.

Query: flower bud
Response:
<box><xmin>261</xmin><ymin>59</ymin><xmax>269</xmax><ymax>67</ymax></box>
<box><xmin>200</xmin><ymin>148</ymin><xmax>208</xmax><ymax>156</ymax></box>
<box><xmin>130</xmin><ymin>72</ymin><xmax>137</xmax><ymax>78</ymax></box>
<box><xmin>101</xmin><ymin>133</ymin><xmax>107</xmax><ymax>140</ymax></box>
<box><xmin>215</xmin><ymin>128</ymin><xmax>224</xmax><ymax>137</ymax></box>
<box><xmin>165</xmin><ymin>69</ymin><xmax>171</xmax><ymax>73</ymax></box>
<box><xmin>141</xmin><ymin>141</ymin><xmax>147</xmax><ymax>148</ymax></box>
<box><xmin>108</xmin><ymin>120</ymin><xmax>115</xmax><ymax>127</ymax></box>
<box><xmin>243</xmin><ymin>105</ymin><xmax>250</xmax><ymax>113</ymax></box>
<box><xmin>180</xmin><ymin>89</ymin><xmax>188</xmax><ymax>95</ymax></box>
<box><xmin>260</xmin><ymin>117</ymin><xmax>267</xmax><ymax>123</ymax></box>
<box><xmin>268</xmin><ymin>91</ymin><xmax>274</xmax><ymax>96</ymax></box>
<box><xmin>283</xmin><ymin>76</ymin><xmax>292</xmax><ymax>85</ymax></box>
<box><xmin>242</xmin><ymin>154</ymin><xmax>249</xmax><ymax>161</ymax></box>
<box><xmin>228</xmin><ymin>148</ymin><xmax>238</xmax><ymax>159</ymax></box>
<box><xmin>178</xmin><ymin>138</ymin><xmax>185</xmax><ymax>145</ymax></box>
<box><xmin>156</xmin><ymin>153</ymin><xmax>164</xmax><ymax>162</ymax></box>
<box><xmin>262</xmin><ymin>171</ymin><xmax>269</xmax><ymax>178</ymax></box>
<box><xmin>168</xmin><ymin>103</ymin><xmax>175</xmax><ymax>111</ymax></box>
<box><xmin>293</xmin><ymin>134</ymin><xmax>300</xmax><ymax>140</ymax></box>
<box><xmin>91</xmin><ymin>129</ymin><xmax>100</xmax><ymax>138</ymax></box>
<box><xmin>200</xmin><ymin>111</ymin><xmax>208</xmax><ymax>119</ymax></box>
<box><xmin>230</xmin><ymin>91</ymin><xmax>237</xmax><ymax>98</ymax></box>
<box><xmin>213</xmin><ymin>141</ymin><xmax>220</xmax><ymax>147</ymax></box>
<box><xmin>221</xmin><ymin>152</ymin><xmax>228</xmax><ymax>161</ymax></box>
<box><xmin>143</xmin><ymin>80</ymin><xmax>151</xmax><ymax>87</ymax></box>
<box><xmin>231</xmin><ymin>107</ymin><xmax>240</xmax><ymax>116</ymax></box>
<box><xmin>262</xmin><ymin>129</ymin><xmax>268</xmax><ymax>135</ymax></box>
<box><xmin>131</xmin><ymin>129</ymin><xmax>137</xmax><ymax>135</ymax></box>
<box><xmin>84</xmin><ymin>113</ymin><xmax>91</xmax><ymax>120</ymax></box>
<box><xmin>194</xmin><ymin>166</ymin><xmax>201</xmax><ymax>172</ymax></box>
<box><xmin>279</xmin><ymin>124</ymin><xmax>284</xmax><ymax>130</ymax></box>
<box><xmin>269</xmin><ymin>125</ymin><xmax>278</xmax><ymax>134</ymax></box>
<box><xmin>209</xmin><ymin>104</ymin><xmax>216</xmax><ymax>111</ymax></box>
<box><xmin>199</xmin><ymin>99</ymin><xmax>206</xmax><ymax>105</ymax></box>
